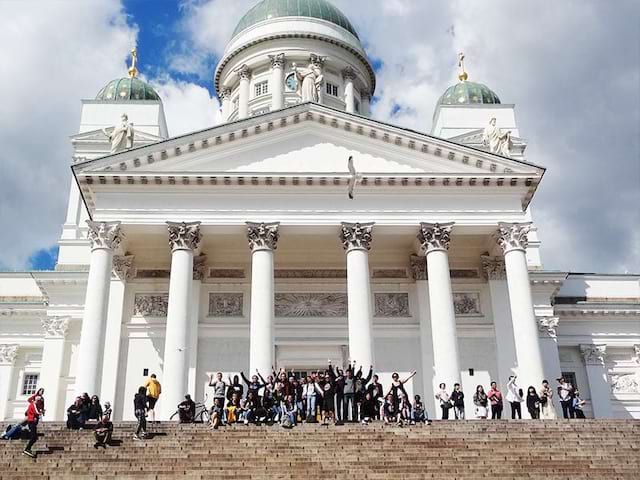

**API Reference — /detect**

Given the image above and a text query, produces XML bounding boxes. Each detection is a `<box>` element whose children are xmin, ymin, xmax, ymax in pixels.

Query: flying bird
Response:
<box><xmin>347</xmin><ymin>155</ymin><xmax>362</xmax><ymax>200</ymax></box>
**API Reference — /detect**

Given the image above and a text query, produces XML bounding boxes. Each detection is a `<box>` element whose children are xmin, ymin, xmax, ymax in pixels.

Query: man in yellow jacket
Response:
<box><xmin>144</xmin><ymin>374</ymin><xmax>162</xmax><ymax>423</ymax></box>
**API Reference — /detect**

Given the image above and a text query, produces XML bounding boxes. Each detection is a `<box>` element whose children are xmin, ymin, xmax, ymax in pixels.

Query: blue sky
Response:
<box><xmin>0</xmin><ymin>0</ymin><xmax>638</xmax><ymax>274</ymax></box>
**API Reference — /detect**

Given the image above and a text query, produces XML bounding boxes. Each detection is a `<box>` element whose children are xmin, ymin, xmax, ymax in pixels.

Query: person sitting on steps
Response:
<box><xmin>93</xmin><ymin>415</ymin><xmax>113</xmax><ymax>449</ymax></box>
<box><xmin>177</xmin><ymin>394</ymin><xmax>196</xmax><ymax>423</ymax></box>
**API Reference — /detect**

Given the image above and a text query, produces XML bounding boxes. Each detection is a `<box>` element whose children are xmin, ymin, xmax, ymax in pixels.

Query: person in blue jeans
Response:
<box><xmin>282</xmin><ymin>395</ymin><xmax>298</xmax><ymax>427</ymax></box>
<box><xmin>303</xmin><ymin>376</ymin><xmax>321</xmax><ymax>422</ymax></box>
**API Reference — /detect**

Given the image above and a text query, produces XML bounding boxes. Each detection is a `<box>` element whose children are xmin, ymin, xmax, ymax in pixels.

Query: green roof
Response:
<box><xmin>96</xmin><ymin>77</ymin><xmax>160</xmax><ymax>101</ymax></box>
<box><xmin>438</xmin><ymin>81</ymin><xmax>501</xmax><ymax>106</ymax></box>
<box><xmin>233</xmin><ymin>0</ymin><xmax>359</xmax><ymax>39</ymax></box>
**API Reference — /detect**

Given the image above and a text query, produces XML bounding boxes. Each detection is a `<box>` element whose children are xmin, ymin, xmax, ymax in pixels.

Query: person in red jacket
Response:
<box><xmin>23</xmin><ymin>395</ymin><xmax>42</xmax><ymax>458</ymax></box>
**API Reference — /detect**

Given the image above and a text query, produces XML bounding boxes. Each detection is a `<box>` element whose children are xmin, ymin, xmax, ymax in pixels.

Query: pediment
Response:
<box><xmin>71</xmin><ymin>128</ymin><xmax>163</xmax><ymax>144</ymax></box>
<box><xmin>447</xmin><ymin>129</ymin><xmax>528</xmax><ymax>158</ymax></box>
<box><xmin>74</xmin><ymin>104</ymin><xmax>543</xmax><ymax>179</ymax></box>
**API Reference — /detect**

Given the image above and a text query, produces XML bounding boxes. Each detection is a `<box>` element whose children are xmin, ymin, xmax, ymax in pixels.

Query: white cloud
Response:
<box><xmin>152</xmin><ymin>78</ymin><xmax>222</xmax><ymax>136</ymax></box>
<box><xmin>0</xmin><ymin>0</ymin><xmax>137</xmax><ymax>269</ymax></box>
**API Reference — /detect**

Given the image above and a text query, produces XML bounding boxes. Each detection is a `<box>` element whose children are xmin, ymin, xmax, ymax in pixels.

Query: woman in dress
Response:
<box><xmin>539</xmin><ymin>379</ymin><xmax>557</xmax><ymax>419</ymax></box>
<box><xmin>473</xmin><ymin>385</ymin><xmax>489</xmax><ymax>419</ymax></box>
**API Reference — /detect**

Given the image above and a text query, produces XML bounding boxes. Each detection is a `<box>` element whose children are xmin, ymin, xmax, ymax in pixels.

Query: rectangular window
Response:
<box><xmin>21</xmin><ymin>374</ymin><xmax>39</xmax><ymax>396</ymax></box>
<box><xmin>254</xmin><ymin>81</ymin><xmax>269</xmax><ymax>97</ymax></box>
<box><xmin>325</xmin><ymin>82</ymin><xmax>339</xmax><ymax>97</ymax></box>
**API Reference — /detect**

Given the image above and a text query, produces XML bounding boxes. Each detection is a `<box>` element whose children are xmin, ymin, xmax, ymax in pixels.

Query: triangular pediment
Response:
<box><xmin>73</xmin><ymin>103</ymin><xmax>543</xmax><ymax>178</ymax></box>
<box><xmin>71</xmin><ymin>127</ymin><xmax>163</xmax><ymax>145</ymax></box>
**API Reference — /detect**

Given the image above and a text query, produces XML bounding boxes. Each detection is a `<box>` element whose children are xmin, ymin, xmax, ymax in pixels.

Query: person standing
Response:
<box><xmin>366</xmin><ymin>375</ymin><xmax>384</xmax><ymax>420</ymax></box>
<box><xmin>488</xmin><ymin>381</ymin><xmax>504</xmax><ymax>419</ymax></box>
<box><xmin>506</xmin><ymin>376</ymin><xmax>524</xmax><ymax>419</ymax></box>
<box><xmin>22</xmin><ymin>395</ymin><xmax>42</xmax><ymax>458</ymax></box>
<box><xmin>450</xmin><ymin>383</ymin><xmax>465</xmax><ymax>420</ymax></box>
<box><xmin>144</xmin><ymin>374</ymin><xmax>161</xmax><ymax>424</ymax></box>
<box><xmin>557</xmin><ymin>377</ymin><xmax>575</xmax><ymax>419</ymax></box>
<box><xmin>133</xmin><ymin>386</ymin><xmax>148</xmax><ymax>440</ymax></box>
<box><xmin>526</xmin><ymin>386</ymin><xmax>541</xmax><ymax>419</ymax></box>
<box><xmin>473</xmin><ymin>385</ymin><xmax>489</xmax><ymax>419</ymax></box>
<box><xmin>573</xmin><ymin>389</ymin><xmax>587</xmax><ymax>419</ymax></box>
<box><xmin>435</xmin><ymin>383</ymin><xmax>452</xmax><ymax>420</ymax></box>
<box><xmin>539</xmin><ymin>380</ymin><xmax>557</xmax><ymax>419</ymax></box>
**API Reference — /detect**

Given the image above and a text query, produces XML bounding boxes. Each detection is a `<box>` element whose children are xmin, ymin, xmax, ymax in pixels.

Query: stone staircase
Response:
<box><xmin>1</xmin><ymin>420</ymin><xmax>639</xmax><ymax>479</ymax></box>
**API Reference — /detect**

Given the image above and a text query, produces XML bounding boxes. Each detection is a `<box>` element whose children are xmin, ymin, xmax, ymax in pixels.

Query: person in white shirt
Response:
<box><xmin>435</xmin><ymin>383</ymin><xmax>452</xmax><ymax>420</ymax></box>
<box><xmin>557</xmin><ymin>377</ymin><xmax>575</xmax><ymax>419</ymax></box>
<box><xmin>505</xmin><ymin>376</ymin><xmax>524</xmax><ymax>419</ymax></box>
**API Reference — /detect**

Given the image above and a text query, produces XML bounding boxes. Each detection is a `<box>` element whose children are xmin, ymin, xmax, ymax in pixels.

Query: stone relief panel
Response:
<box><xmin>275</xmin><ymin>269</ymin><xmax>346</xmax><ymax>279</ymax></box>
<box><xmin>374</xmin><ymin>293</ymin><xmax>410</xmax><ymax>317</ymax></box>
<box><xmin>453</xmin><ymin>293</ymin><xmax>482</xmax><ymax>316</ymax></box>
<box><xmin>371</xmin><ymin>269</ymin><xmax>407</xmax><ymax>279</ymax></box>
<box><xmin>136</xmin><ymin>270</ymin><xmax>170</xmax><ymax>279</ymax></box>
<box><xmin>610</xmin><ymin>373</ymin><xmax>640</xmax><ymax>394</ymax></box>
<box><xmin>134</xmin><ymin>294</ymin><xmax>169</xmax><ymax>317</ymax></box>
<box><xmin>208</xmin><ymin>269</ymin><xmax>245</xmax><ymax>279</ymax></box>
<box><xmin>208</xmin><ymin>293</ymin><xmax>244</xmax><ymax>317</ymax></box>
<box><xmin>275</xmin><ymin>293</ymin><xmax>348</xmax><ymax>318</ymax></box>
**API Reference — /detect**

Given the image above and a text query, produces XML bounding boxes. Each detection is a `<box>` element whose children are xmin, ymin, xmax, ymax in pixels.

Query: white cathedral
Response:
<box><xmin>1</xmin><ymin>0</ymin><xmax>638</xmax><ymax>422</ymax></box>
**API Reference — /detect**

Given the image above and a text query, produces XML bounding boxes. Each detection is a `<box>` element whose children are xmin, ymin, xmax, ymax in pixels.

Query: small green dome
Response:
<box><xmin>438</xmin><ymin>81</ymin><xmax>501</xmax><ymax>106</ymax></box>
<box><xmin>96</xmin><ymin>77</ymin><xmax>160</xmax><ymax>101</ymax></box>
<box><xmin>233</xmin><ymin>0</ymin><xmax>359</xmax><ymax>39</ymax></box>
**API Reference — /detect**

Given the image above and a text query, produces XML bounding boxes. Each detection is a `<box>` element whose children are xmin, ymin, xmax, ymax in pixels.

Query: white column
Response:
<box><xmin>537</xmin><ymin>317</ymin><xmax>563</xmax><ymax>415</ymax></box>
<box><xmin>220</xmin><ymin>88</ymin><xmax>232</xmax><ymax>122</ymax></box>
<box><xmin>361</xmin><ymin>93</ymin><xmax>371</xmax><ymax>116</ymax></box>
<box><xmin>40</xmin><ymin>318</ymin><xmax>70</xmax><ymax>420</ymax></box>
<box><xmin>0</xmin><ymin>345</ymin><xmax>19</xmax><ymax>420</ymax></box>
<box><xmin>269</xmin><ymin>53</ymin><xmax>285</xmax><ymax>111</ymax></box>
<box><xmin>162</xmin><ymin>221</ymin><xmax>202</xmax><ymax>419</ymax></box>
<box><xmin>188</xmin><ymin>255</ymin><xmax>206</xmax><ymax>397</ymax></box>
<box><xmin>343</xmin><ymin>67</ymin><xmax>356</xmax><ymax>114</ymax></box>
<box><xmin>411</xmin><ymin>255</ymin><xmax>436</xmax><ymax>415</ymax></box>
<box><xmin>496</xmin><ymin>222</ymin><xmax>545</xmax><ymax>392</ymax></box>
<box><xmin>247</xmin><ymin>222</ymin><xmax>279</xmax><ymax>378</ymax></box>
<box><xmin>236</xmin><ymin>64</ymin><xmax>251</xmax><ymax>119</ymax></box>
<box><xmin>580</xmin><ymin>344</ymin><xmax>613</xmax><ymax>418</ymax></box>
<box><xmin>340</xmin><ymin>222</ymin><xmax>375</xmax><ymax>367</ymax></box>
<box><xmin>482</xmin><ymin>256</ymin><xmax>518</xmax><ymax>389</ymax></box>
<box><xmin>99</xmin><ymin>255</ymin><xmax>134</xmax><ymax>416</ymax></box>
<box><xmin>76</xmin><ymin>221</ymin><xmax>122</xmax><ymax>396</ymax></box>
<box><xmin>418</xmin><ymin>223</ymin><xmax>461</xmax><ymax>390</ymax></box>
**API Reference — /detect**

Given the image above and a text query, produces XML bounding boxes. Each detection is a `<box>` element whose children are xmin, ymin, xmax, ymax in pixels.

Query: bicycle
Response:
<box><xmin>170</xmin><ymin>395</ymin><xmax>210</xmax><ymax>424</ymax></box>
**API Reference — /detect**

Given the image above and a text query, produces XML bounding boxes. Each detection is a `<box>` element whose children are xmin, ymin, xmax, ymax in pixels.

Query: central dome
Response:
<box><xmin>232</xmin><ymin>0</ymin><xmax>359</xmax><ymax>39</ymax></box>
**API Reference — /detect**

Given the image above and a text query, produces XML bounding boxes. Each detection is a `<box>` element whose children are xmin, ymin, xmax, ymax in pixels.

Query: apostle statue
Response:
<box><xmin>292</xmin><ymin>61</ymin><xmax>324</xmax><ymax>103</ymax></box>
<box><xmin>483</xmin><ymin>117</ymin><xmax>511</xmax><ymax>157</ymax></box>
<box><xmin>102</xmin><ymin>113</ymin><xmax>135</xmax><ymax>154</ymax></box>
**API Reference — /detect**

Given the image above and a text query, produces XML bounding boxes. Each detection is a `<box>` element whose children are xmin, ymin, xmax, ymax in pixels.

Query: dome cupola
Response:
<box><xmin>437</xmin><ymin>53</ymin><xmax>500</xmax><ymax>107</ymax></box>
<box><xmin>95</xmin><ymin>48</ymin><xmax>160</xmax><ymax>102</ymax></box>
<box><xmin>215</xmin><ymin>0</ymin><xmax>375</xmax><ymax>122</ymax></box>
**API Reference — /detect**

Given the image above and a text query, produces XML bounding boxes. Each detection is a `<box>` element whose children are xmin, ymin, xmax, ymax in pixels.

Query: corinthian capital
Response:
<box><xmin>537</xmin><ymin>316</ymin><xmax>559</xmax><ymax>338</ymax></box>
<box><xmin>496</xmin><ymin>222</ymin><xmax>531</xmax><ymax>253</ymax></box>
<box><xmin>220</xmin><ymin>88</ymin><xmax>232</xmax><ymax>101</ymax></box>
<box><xmin>342</xmin><ymin>66</ymin><xmax>357</xmax><ymax>81</ymax></box>
<box><xmin>580</xmin><ymin>344</ymin><xmax>607</xmax><ymax>366</ymax></box>
<box><xmin>86</xmin><ymin>221</ymin><xmax>122</xmax><ymax>251</ymax></box>
<box><xmin>481</xmin><ymin>255</ymin><xmax>506</xmax><ymax>280</ymax></box>
<box><xmin>246</xmin><ymin>222</ymin><xmax>280</xmax><ymax>251</ymax></box>
<box><xmin>340</xmin><ymin>222</ymin><xmax>374</xmax><ymax>252</ymax></box>
<box><xmin>418</xmin><ymin>222</ymin><xmax>454</xmax><ymax>253</ymax></box>
<box><xmin>269</xmin><ymin>53</ymin><xmax>285</xmax><ymax>69</ymax></box>
<box><xmin>42</xmin><ymin>317</ymin><xmax>70</xmax><ymax>338</ymax></box>
<box><xmin>167</xmin><ymin>222</ymin><xmax>202</xmax><ymax>252</ymax></box>
<box><xmin>113</xmin><ymin>255</ymin><xmax>135</xmax><ymax>281</ymax></box>
<box><xmin>0</xmin><ymin>344</ymin><xmax>19</xmax><ymax>365</ymax></box>
<box><xmin>235</xmin><ymin>64</ymin><xmax>252</xmax><ymax>81</ymax></box>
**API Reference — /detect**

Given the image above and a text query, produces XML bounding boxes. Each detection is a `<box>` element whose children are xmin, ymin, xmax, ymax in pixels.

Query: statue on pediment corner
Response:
<box><xmin>483</xmin><ymin>117</ymin><xmax>511</xmax><ymax>157</ymax></box>
<box><xmin>102</xmin><ymin>113</ymin><xmax>135</xmax><ymax>154</ymax></box>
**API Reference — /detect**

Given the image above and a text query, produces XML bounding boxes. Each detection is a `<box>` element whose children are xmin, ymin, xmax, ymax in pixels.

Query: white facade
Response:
<box><xmin>1</xmin><ymin>1</ymin><xmax>639</xmax><ymax>423</ymax></box>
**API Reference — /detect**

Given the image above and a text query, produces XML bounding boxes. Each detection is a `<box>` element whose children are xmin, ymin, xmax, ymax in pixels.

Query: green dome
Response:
<box><xmin>233</xmin><ymin>0</ymin><xmax>359</xmax><ymax>39</ymax></box>
<box><xmin>438</xmin><ymin>81</ymin><xmax>501</xmax><ymax>106</ymax></box>
<box><xmin>96</xmin><ymin>77</ymin><xmax>160</xmax><ymax>101</ymax></box>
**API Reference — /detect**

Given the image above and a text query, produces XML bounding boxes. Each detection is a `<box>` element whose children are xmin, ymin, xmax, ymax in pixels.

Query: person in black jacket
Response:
<box><xmin>450</xmin><ymin>383</ymin><xmax>465</xmax><ymax>420</ymax></box>
<box><xmin>526</xmin><ymin>386</ymin><xmax>541</xmax><ymax>419</ymax></box>
<box><xmin>133</xmin><ymin>386</ymin><xmax>148</xmax><ymax>440</ymax></box>
<box><xmin>366</xmin><ymin>375</ymin><xmax>384</xmax><ymax>419</ymax></box>
<box><xmin>320</xmin><ymin>371</ymin><xmax>337</xmax><ymax>425</ymax></box>
<box><xmin>328</xmin><ymin>361</ymin><xmax>345</xmax><ymax>423</ymax></box>
<box><xmin>226</xmin><ymin>375</ymin><xmax>244</xmax><ymax>403</ymax></box>
<box><xmin>87</xmin><ymin>395</ymin><xmax>103</xmax><ymax>422</ymax></box>
<box><xmin>354</xmin><ymin>365</ymin><xmax>373</xmax><ymax>420</ymax></box>
<box><xmin>240</xmin><ymin>371</ymin><xmax>266</xmax><ymax>403</ymax></box>
<box><xmin>66</xmin><ymin>397</ymin><xmax>85</xmax><ymax>430</ymax></box>
<box><xmin>360</xmin><ymin>392</ymin><xmax>377</xmax><ymax>424</ymax></box>
<box><xmin>177</xmin><ymin>394</ymin><xmax>196</xmax><ymax>423</ymax></box>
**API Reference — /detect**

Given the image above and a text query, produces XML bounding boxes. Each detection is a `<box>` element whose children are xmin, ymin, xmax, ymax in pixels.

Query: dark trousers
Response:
<box><xmin>441</xmin><ymin>405</ymin><xmax>449</xmax><ymax>420</ymax></box>
<box><xmin>342</xmin><ymin>394</ymin><xmax>356</xmax><ymax>422</ymax></box>
<box><xmin>528</xmin><ymin>408</ymin><xmax>539</xmax><ymax>419</ymax></box>
<box><xmin>510</xmin><ymin>402</ymin><xmax>522</xmax><ymax>419</ymax></box>
<box><xmin>135</xmin><ymin>410</ymin><xmax>147</xmax><ymax>435</ymax></box>
<box><xmin>560</xmin><ymin>400</ymin><xmax>575</xmax><ymax>419</ymax></box>
<box><xmin>94</xmin><ymin>430</ymin><xmax>112</xmax><ymax>446</ymax></box>
<box><xmin>25</xmin><ymin>421</ymin><xmax>38</xmax><ymax>451</ymax></box>
<box><xmin>575</xmin><ymin>409</ymin><xmax>585</xmax><ymax>419</ymax></box>
<box><xmin>491</xmin><ymin>404</ymin><xmax>503</xmax><ymax>419</ymax></box>
<box><xmin>335</xmin><ymin>394</ymin><xmax>344</xmax><ymax>421</ymax></box>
